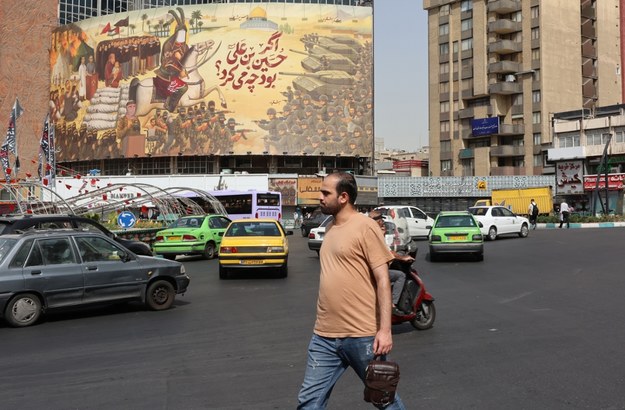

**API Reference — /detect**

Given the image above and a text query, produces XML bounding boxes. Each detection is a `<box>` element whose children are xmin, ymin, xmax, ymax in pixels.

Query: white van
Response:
<box><xmin>374</xmin><ymin>205</ymin><xmax>434</xmax><ymax>239</ymax></box>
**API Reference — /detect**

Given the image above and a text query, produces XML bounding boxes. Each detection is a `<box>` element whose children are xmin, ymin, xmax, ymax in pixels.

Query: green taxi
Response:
<box><xmin>428</xmin><ymin>211</ymin><xmax>484</xmax><ymax>262</ymax></box>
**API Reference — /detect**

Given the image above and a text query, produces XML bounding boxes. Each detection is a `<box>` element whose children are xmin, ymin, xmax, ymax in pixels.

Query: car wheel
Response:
<box><xmin>410</xmin><ymin>301</ymin><xmax>436</xmax><ymax>330</ymax></box>
<box><xmin>202</xmin><ymin>242</ymin><xmax>216</xmax><ymax>259</ymax></box>
<box><xmin>164</xmin><ymin>254</ymin><xmax>177</xmax><ymax>261</ymax></box>
<box><xmin>146</xmin><ymin>280</ymin><xmax>175</xmax><ymax>311</ymax></box>
<box><xmin>278</xmin><ymin>264</ymin><xmax>288</xmax><ymax>278</ymax></box>
<box><xmin>487</xmin><ymin>226</ymin><xmax>498</xmax><ymax>241</ymax></box>
<box><xmin>219</xmin><ymin>264</ymin><xmax>229</xmax><ymax>279</ymax></box>
<box><xmin>5</xmin><ymin>293</ymin><xmax>42</xmax><ymax>327</ymax></box>
<box><xmin>519</xmin><ymin>224</ymin><xmax>529</xmax><ymax>238</ymax></box>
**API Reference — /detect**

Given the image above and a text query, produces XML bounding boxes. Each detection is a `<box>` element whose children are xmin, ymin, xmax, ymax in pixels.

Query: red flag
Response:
<box><xmin>101</xmin><ymin>22</ymin><xmax>111</xmax><ymax>34</ymax></box>
<box><xmin>102</xmin><ymin>194</ymin><xmax>108</xmax><ymax>201</ymax></box>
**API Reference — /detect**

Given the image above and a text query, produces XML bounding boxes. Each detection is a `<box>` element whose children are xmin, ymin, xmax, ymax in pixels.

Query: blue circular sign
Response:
<box><xmin>117</xmin><ymin>211</ymin><xmax>137</xmax><ymax>229</ymax></box>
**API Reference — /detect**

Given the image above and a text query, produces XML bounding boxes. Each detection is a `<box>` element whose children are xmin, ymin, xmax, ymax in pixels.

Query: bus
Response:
<box><xmin>209</xmin><ymin>190</ymin><xmax>282</xmax><ymax>221</ymax></box>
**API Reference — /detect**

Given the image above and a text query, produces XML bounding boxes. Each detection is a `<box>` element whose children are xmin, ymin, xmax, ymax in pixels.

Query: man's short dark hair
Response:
<box><xmin>333</xmin><ymin>172</ymin><xmax>358</xmax><ymax>205</ymax></box>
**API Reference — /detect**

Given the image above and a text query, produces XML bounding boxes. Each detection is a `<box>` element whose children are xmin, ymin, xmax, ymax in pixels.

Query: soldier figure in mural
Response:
<box><xmin>154</xmin><ymin>8</ymin><xmax>190</xmax><ymax>113</ymax></box>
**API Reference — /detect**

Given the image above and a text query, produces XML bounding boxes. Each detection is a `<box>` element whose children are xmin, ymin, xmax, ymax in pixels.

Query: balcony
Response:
<box><xmin>458</xmin><ymin>107</ymin><xmax>474</xmax><ymax>119</ymax></box>
<box><xmin>490</xmin><ymin>145</ymin><xmax>526</xmax><ymax>157</ymax></box>
<box><xmin>488</xmin><ymin>40</ymin><xmax>522</xmax><ymax>54</ymax></box>
<box><xmin>490</xmin><ymin>166</ymin><xmax>525</xmax><ymax>176</ymax></box>
<box><xmin>459</xmin><ymin>148</ymin><xmax>475</xmax><ymax>159</ymax></box>
<box><xmin>489</xmin><ymin>60</ymin><xmax>521</xmax><ymax>74</ymax></box>
<box><xmin>489</xmin><ymin>81</ymin><xmax>522</xmax><ymax>95</ymax></box>
<box><xmin>488</xmin><ymin>19</ymin><xmax>522</xmax><ymax>34</ymax></box>
<box><xmin>499</xmin><ymin>123</ymin><xmax>525</xmax><ymax>135</ymax></box>
<box><xmin>488</xmin><ymin>0</ymin><xmax>521</xmax><ymax>14</ymax></box>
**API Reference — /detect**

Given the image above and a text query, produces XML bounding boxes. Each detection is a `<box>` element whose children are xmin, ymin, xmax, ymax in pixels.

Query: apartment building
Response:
<box><xmin>422</xmin><ymin>0</ymin><xmax>622</xmax><ymax>177</ymax></box>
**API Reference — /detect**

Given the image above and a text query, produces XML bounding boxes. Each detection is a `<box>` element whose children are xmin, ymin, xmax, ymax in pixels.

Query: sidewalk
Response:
<box><xmin>537</xmin><ymin>221</ymin><xmax>625</xmax><ymax>229</ymax></box>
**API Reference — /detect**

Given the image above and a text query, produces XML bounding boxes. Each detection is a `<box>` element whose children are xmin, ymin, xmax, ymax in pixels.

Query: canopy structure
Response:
<box><xmin>1</xmin><ymin>181</ymin><xmax>227</xmax><ymax>220</ymax></box>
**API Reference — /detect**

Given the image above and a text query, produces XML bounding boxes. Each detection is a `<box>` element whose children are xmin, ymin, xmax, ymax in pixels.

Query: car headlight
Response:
<box><xmin>430</xmin><ymin>235</ymin><xmax>441</xmax><ymax>241</ymax></box>
<box><xmin>180</xmin><ymin>265</ymin><xmax>186</xmax><ymax>274</ymax></box>
<box><xmin>267</xmin><ymin>246</ymin><xmax>284</xmax><ymax>253</ymax></box>
<box><xmin>472</xmin><ymin>234</ymin><xmax>483</xmax><ymax>241</ymax></box>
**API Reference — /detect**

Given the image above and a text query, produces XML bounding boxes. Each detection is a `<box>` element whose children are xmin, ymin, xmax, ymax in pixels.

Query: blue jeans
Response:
<box><xmin>297</xmin><ymin>334</ymin><xmax>406</xmax><ymax>409</ymax></box>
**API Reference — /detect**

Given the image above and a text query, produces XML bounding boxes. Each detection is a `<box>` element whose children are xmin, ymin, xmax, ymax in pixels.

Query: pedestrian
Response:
<box><xmin>559</xmin><ymin>200</ymin><xmax>570</xmax><ymax>229</ymax></box>
<box><xmin>297</xmin><ymin>172</ymin><xmax>405</xmax><ymax>409</ymax></box>
<box><xmin>528</xmin><ymin>199</ymin><xmax>539</xmax><ymax>230</ymax></box>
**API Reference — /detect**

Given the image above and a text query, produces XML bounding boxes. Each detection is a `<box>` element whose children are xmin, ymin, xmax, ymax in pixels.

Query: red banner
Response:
<box><xmin>583</xmin><ymin>173</ymin><xmax>625</xmax><ymax>190</ymax></box>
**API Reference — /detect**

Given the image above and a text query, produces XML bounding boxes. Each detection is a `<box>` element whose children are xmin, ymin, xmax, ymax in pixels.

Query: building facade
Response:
<box><xmin>422</xmin><ymin>0</ymin><xmax>622</xmax><ymax>178</ymax></box>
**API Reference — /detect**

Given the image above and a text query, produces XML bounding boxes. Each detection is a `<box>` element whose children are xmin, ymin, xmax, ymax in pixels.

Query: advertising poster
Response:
<box><xmin>297</xmin><ymin>177</ymin><xmax>322</xmax><ymax>205</ymax></box>
<box><xmin>269</xmin><ymin>177</ymin><xmax>297</xmax><ymax>206</ymax></box>
<box><xmin>49</xmin><ymin>4</ymin><xmax>373</xmax><ymax>161</ymax></box>
<box><xmin>557</xmin><ymin>161</ymin><xmax>584</xmax><ymax>195</ymax></box>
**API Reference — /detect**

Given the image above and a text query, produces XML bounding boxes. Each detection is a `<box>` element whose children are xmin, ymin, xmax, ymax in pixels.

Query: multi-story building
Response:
<box><xmin>422</xmin><ymin>0</ymin><xmax>622</xmax><ymax>178</ymax></box>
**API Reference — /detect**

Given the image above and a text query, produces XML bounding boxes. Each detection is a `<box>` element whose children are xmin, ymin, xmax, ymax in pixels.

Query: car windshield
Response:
<box><xmin>170</xmin><ymin>216</ymin><xmax>205</xmax><ymax>228</ymax></box>
<box><xmin>227</xmin><ymin>222</ymin><xmax>280</xmax><ymax>237</ymax></box>
<box><xmin>435</xmin><ymin>215</ymin><xmax>477</xmax><ymax>228</ymax></box>
<box><xmin>0</xmin><ymin>238</ymin><xmax>18</xmax><ymax>263</ymax></box>
<box><xmin>467</xmin><ymin>207</ymin><xmax>487</xmax><ymax>216</ymax></box>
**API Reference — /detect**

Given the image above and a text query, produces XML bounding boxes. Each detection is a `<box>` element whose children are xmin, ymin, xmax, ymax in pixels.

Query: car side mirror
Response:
<box><xmin>120</xmin><ymin>251</ymin><xmax>133</xmax><ymax>262</ymax></box>
<box><xmin>478</xmin><ymin>222</ymin><xmax>484</xmax><ymax>228</ymax></box>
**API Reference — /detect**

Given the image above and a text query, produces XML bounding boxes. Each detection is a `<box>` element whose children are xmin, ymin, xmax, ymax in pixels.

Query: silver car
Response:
<box><xmin>0</xmin><ymin>230</ymin><xmax>190</xmax><ymax>327</ymax></box>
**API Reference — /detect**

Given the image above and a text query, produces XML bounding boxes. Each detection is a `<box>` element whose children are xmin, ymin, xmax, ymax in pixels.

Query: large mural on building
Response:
<box><xmin>49</xmin><ymin>4</ymin><xmax>372</xmax><ymax>161</ymax></box>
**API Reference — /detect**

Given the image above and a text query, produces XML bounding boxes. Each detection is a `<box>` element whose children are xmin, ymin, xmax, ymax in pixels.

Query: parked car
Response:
<box><xmin>218</xmin><ymin>219</ymin><xmax>292</xmax><ymax>279</ymax></box>
<box><xmin>374</xmin><ymin>205</ymin><xmax>434</xmax><ymax>239</ymax></box>
<box><xmin>152</xmin><ymin>214</ymin><xmax>232</xmax><ymax>260</ymax></box>
<box><xmin>0</xmin><ymin>214</ymin><xmax>153</xmax><ymax>256</ymax></box>
<box><xmin>467</xmin><ymin>206</ymin><xmax>530</xmax><ymax>241</ymax></box>
<box><xmin>307</xmin><ymin>215</ymin><xmax>333</xmax><ymax>255</ymax></box>
<box><xmin>300</xmin><ymin>209</ymin><xmax>329</xmax><ymax>237</ymax></box>
<box><xmin>428</xmin><ymin>211</ymin><xmax>484</xmax><ymax>262</ymax></box>
<box><xmin>0</xmin><ymin>230</ymin><xmax>190</xmax><ymax>327</ymax></box>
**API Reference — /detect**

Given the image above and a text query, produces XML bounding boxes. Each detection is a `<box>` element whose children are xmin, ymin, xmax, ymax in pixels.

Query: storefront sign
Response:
<box><xmin>557</xmin><ymin>161</ymin><xmax>584</xmax><ymax>194</ymax></box>
<box><xmin>583</xmin><ymin>173</ymin><xmax>625</xmax><ymax>190</ymax></box>
<box><xmin>297</xmin><ymin>177</ymin><xmax>322</xmax><ymax>205</ymax></box>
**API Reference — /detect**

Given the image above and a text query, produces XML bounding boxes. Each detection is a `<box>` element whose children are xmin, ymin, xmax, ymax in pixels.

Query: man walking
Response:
<box><xmin>297</xmin><ymin>172</ymin><xmax>405</xmax><ymax>409</ymax></box>
<box><xmin>559</xmin><ymin>200</ymin><xmax>570</xmax><ymax>229</ymax></box>
<box><xmin>528</xmin><ymin>199</ymin><xmax>539</xmax><ymax>230</ymax></box>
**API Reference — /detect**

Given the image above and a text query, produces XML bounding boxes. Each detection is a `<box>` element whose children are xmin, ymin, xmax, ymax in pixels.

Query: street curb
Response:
<box><xmin>537</xmin><ymin>222</ymin><xmax>625</xmax><ymax>229</ymax></box>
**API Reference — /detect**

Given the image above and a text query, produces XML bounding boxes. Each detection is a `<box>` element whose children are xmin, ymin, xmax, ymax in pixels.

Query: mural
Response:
<box><xmin>49</xmin><ymin>4</ymin><xmax>373</xmax><ymax>161</ymax></box>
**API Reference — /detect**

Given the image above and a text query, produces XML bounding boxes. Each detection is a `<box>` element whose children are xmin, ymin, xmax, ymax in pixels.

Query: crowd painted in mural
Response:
<box><xmin>48</xmin><ymin>5</ymin><xmax>373</xmax><ymax>161</ymax></box>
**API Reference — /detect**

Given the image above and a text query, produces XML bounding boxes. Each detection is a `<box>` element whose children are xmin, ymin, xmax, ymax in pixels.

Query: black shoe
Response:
<box><xmin>392</xmin><ymin>307</ymin><xmax>406</xmax><ymax>316</ymax></box>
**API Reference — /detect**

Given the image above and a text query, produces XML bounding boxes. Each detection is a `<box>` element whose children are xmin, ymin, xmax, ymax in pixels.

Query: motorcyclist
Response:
<box><xmin>369</xmin><ymin>209</ymin><xmax>415</xmax><ymax>315</ymax></box>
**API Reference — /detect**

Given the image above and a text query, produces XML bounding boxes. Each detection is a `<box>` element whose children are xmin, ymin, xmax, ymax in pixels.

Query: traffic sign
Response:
<box><xmin>117</xmin><ymin>211</ymin><xmax>137</xmax><ymax>229</ymax></box>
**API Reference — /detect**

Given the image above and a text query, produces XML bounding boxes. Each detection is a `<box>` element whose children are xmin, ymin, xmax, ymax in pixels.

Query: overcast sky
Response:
<box><xmin>374</xmin><ymin>0</ymin><xmax>429</xmax><ymax>151</ymax></box>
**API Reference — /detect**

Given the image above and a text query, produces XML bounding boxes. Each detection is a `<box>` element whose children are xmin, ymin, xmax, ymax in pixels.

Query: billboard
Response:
<box><xmin>49</xmin><ymin>4</ymin><xmax>372</xmax><ymax>161</ymax></box>
<box><xmin>470</xmin><ymin>117</ymin><xmax>499</xmax><ymax>137</ymax></box>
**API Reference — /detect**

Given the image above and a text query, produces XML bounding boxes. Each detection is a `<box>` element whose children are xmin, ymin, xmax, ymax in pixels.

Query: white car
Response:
<box><xmin>374</xmin><ymin>205</ymin><xmax>434</xmax><ymax>239</ymax></box>
<box><xmin>467</xmin><ymin>206</ymin><xmax>530</xmax><ymax>241</ymax></box>
<box><xmin>307</xmin><ymin>215</ymin><xmax>333</xmax><ymax>255</ymax></box>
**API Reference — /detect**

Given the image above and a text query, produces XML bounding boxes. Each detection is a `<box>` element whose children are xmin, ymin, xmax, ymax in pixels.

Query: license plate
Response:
<box><xmin>168</xmin><ymin>236</ymin><xmax>181</xmax><ymax>241</ymax></box>
<box><xmin>241</xmin><ymin>260</ymin><xmax>264</xmax><ymax>265</ymax></box>
<box><xmin>448</xmin><ymin>235</ymin><xmax>466</xmax><ymax>241</ymax></box>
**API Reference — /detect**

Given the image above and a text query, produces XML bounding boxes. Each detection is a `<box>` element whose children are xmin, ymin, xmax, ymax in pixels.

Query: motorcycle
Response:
<box><xmin>390</xmin><ymin>249</ymin><xmax>436</xmax><ymax>330</ymax></box>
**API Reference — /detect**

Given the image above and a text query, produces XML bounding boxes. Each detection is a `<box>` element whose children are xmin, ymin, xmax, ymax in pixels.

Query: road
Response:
<box><xmin>2</xmin><ymin>228</ymin><xmax>625</xmax><ymax>409</ymax></box>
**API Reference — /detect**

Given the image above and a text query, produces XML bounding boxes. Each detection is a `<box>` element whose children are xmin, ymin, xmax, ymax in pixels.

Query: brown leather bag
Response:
<box><xmin>363</xmin><ymin>356</ymin><xmax>400</xmax><ymax>405</ymax></box>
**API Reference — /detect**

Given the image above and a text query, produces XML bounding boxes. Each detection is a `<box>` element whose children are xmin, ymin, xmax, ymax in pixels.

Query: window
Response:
<box><xmin>441</xmin><ymin>140</ymin><xmax>452</xmax><ymax>152</ymax></box>
<box><xmin>531</xmin><ymin>6</ymin><xmax>540</xmax><ymax>19</ymax></box>
<box><xmin>558</xmin><ymin>132</ymin><xmax>580</xmax><ymax>148</ymax></box>
<box><xmin>439</xmin><ymin>42</ymin><xmax>449</xmax><ymax>55</ymax></box>
<box><xmin>532</xmin><ymin>112</ymin><xmax>541</xmax><ymax>124</ymax></box>
<box><xmin>461</xmin><ymin>0</ymin><xmax>472</xmax><ymax>12</ymax></box>
<box><xmin>440</xmin><ymin>82</ymin><xmax>450</xmax><ymax>93</ymax></box>
<box><xmin>453</xmin><ymin>41</ymin><xmax>459</xmax><ymax>53</ymax></box>
<box><xmin>440</xmin><ymin>62</ymin><xmax>449</xmax><ymax>74</ymax></box>
<box><xmin>512</xmin><ymin>158</ymin><xmax>525</xmax><ymax>167</ymax></box>
<box><xmin>440</xmin><ymin>4</ymin><xmax>450</xmax><ymax>16</ymax></box>
<box><xmin>439</xmin><ymin>23</ymin><xmax>449</xmax><ymax>36</ymax></box>
<box><xmin>586</xmin><ymin>130</ymin><xmax>610</xmax><ymax>146</ymax></box>
<box><xmin>36</xmin><ymin>238</ymin><xmax>76</xmax><ymax>265</ymax></box>
<box><xmin>461</xmin><ymin>18</ymin><xmax>472</xmax><ymax>31</ymax></box>
<box><xmin>440</xmin><ymin>101</ymin><xmax>450</xmax><ymax>113</ymax></box>
<box><xmin>510</xmin><ymin>11</ymin><xmax>522</xmax><ymax>22</ymax></box>
<box><xmin>531</xmin><ymin>28</ymin><xmax>540</xmax><ymax>40</ymax></box>
<box><xmin>512</xmin><ymin>94</ymin><xmax>523</xmax><ymax>106</ymax></box>
<box><xmin>441</xmin><ymin>160</ymin><xmax>452</xmax><ymax>171</ymax></box>
<box><xmin>531</xmin><ymin>48</ymin><xmax>540</xmax><ymax>61</ymax></box>
<box><xmin>461</xmin><ymin>38</ymin><xmax>473</xmax><ymax>51</ymax></box>
<box><xmin>615</xmin><ymin>128</ymin><xmax>625</xmax><ymax>143</ymax></box>
<box><xmin>532</xmin><ymin>90</ymin><xmax>541</xmax><ymax>103</ymax></box>
<box><xmin>440</xmin><ymin>121</ymin><xmax>450</xmax><ymax>132</ymax></box>
<box><xmin>533</xmin><ymin>133</ymin><xmax>542</xmax><ymax>145</ymax></box>
<box><xmin>533</xmin><ymin>154</ymin><xmax>543</xmax><ymax>167</ymax></box>
<box><xmin>75</xmin><ymin>236</ymin><xmax>124</xmax><ymax>262</ymax></box>
<box><xmin>461</xmin><ymin>58</ymin><xmax>473</xmax><ymax>71</ymax></box>
<box><xmin>462</xmin><ymin>78</ymin><xmax>473</xmax><ymax>90</ymax></box>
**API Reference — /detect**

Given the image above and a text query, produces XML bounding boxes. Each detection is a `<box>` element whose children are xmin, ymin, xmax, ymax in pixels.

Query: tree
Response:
<box><xmin>191</xmin><ymin>10</ymin><xmax>203</xmax><ymax>32</ymax></box>
<box><xmin>141</xmin><ymin>14</ymin><xmax>148</xmax><ymax>32</ymax></box>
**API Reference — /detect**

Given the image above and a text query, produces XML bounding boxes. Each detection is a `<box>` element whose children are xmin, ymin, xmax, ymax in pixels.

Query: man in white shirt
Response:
<box><xmin>559</xmin><ymin>201</ymin><xmax>570</xmax><ymax>228</ymax></box>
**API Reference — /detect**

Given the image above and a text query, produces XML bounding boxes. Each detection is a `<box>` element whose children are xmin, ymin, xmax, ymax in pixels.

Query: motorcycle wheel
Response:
<box><xmin>410</xmin><ymin>300</ymin><xmax>436</xmax><ymax>330</ymax></box>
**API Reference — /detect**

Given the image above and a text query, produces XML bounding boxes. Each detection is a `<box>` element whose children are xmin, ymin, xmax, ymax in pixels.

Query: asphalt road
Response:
<box><xmin>2</xmin><ymin>228</ymin><xmax>625</xmax><ymax>409</ymax></box>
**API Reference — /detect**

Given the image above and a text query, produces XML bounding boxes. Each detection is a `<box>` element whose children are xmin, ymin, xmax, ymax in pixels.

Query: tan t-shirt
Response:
<box><xmin>314</xmin><ymin>212</ymin><xmax>393</xmax><ymax>338</ymax></box>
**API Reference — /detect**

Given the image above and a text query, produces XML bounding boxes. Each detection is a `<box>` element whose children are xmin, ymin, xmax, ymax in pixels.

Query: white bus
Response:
<box><xmin>209</xmin><ymin>190</ymin><xmax>282</xmax><ymax>222</ymax></box>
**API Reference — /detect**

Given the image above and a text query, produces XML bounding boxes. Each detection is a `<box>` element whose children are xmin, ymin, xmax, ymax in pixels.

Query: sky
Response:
<box><xmin>374</xmin><ymin>0</ymin><xmax>429</xmax><ymax>152</ymax></box>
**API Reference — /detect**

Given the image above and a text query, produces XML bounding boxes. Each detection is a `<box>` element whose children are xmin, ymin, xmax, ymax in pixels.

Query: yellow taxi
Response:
<box><xmin>218</xmin><ymin>219</ymin><xmax>291</xmax><ymax>279</ymax></box>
